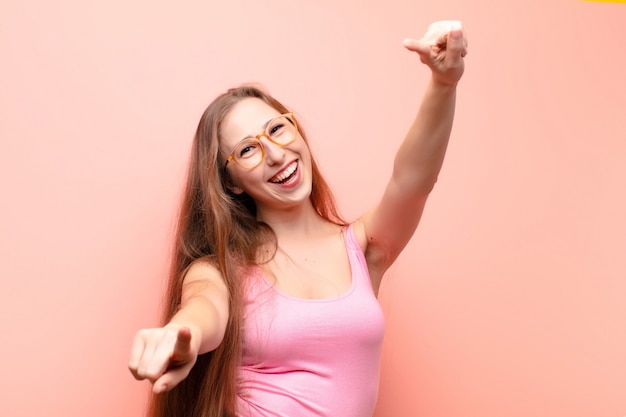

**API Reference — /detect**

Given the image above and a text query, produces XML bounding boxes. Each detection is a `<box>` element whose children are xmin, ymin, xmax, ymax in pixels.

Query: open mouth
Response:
<box><xmin>269</xmin><ymin>160</ymin><xmax>298</xmax><ymax>184</ymax></box>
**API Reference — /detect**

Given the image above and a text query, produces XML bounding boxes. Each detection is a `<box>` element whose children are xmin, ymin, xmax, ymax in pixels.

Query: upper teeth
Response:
<box><xmin>271</xmin><ymin>161</ymin><xmax>297</xmax><ymax>183</ymax></box>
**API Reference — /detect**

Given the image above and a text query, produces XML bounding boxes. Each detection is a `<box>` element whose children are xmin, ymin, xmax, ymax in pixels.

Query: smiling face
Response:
<box><xmin>220</xmin><ymin>97</ymin><xmax>313</xmax><ymax>216</ymax></box>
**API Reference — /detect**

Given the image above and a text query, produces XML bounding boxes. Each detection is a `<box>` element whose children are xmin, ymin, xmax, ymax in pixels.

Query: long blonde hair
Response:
<box><xmin>148</xmin><ymin>85</ymin><xmax>345</xmax><ymax>417</ymax></box>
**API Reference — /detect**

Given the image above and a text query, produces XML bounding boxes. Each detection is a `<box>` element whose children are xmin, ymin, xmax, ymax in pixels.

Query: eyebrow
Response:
<box><xmin>239</xmin><ymin>117</ymin><xmax>274</xmax><ymax>142</ymax></box>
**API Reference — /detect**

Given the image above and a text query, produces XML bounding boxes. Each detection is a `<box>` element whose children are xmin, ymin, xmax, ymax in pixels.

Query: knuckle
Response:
<box><xmin>140</xmin><ymin>367</ymin><xmax>160</xmax><ymax>381</ymax></box>
<box><xmin>129</xmin><ymin>367</ymin><xmax>145</xmax><ymax>381</ymax></box>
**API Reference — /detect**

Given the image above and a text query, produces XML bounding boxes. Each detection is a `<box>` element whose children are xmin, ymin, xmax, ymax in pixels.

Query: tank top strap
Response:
<box><xmin>343</xmin><ymin>223</ymin><xmax>373</xmax><ymax>290</ymax></box>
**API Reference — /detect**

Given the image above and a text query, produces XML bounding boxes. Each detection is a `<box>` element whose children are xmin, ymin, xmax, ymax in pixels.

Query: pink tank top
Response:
<box><xmin>236</xmin><ymin>224</ymin><xmax>385</xmax><ymax>417</ymax></box>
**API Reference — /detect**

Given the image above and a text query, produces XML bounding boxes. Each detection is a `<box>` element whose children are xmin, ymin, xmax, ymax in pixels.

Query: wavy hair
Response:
<box><xmin>147</xmin><ymin>85</ymin><xmax>345</xmax><ymax>417</ymax></box>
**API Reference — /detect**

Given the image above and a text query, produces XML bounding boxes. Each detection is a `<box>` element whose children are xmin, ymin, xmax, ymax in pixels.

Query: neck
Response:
<box><xmin>256</xmin><ymin>199</ymin><xmax>331</xmax><ymax>239</ymax></box>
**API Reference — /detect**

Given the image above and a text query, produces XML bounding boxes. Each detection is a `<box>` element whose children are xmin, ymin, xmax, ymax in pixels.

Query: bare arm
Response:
<box><xmin>128</xmin><ymin>261</ymin><xmax>229</xmax><ymax>393</ymax></box>
<box><xmin>170</xmin><ymin>261</ymin><xmax>230</xmax><ymax>354</ymax></box>
<box><xmin>356</xmin><ymin>21</ymin><xmax>468</xmax><ymax>284</ymax></box>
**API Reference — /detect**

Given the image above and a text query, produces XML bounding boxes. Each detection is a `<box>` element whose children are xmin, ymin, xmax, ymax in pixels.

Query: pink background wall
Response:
<box><xmin>1</xmin><ymin>0</ymin><xmax>624</xmax><ymax>416</ymax></box>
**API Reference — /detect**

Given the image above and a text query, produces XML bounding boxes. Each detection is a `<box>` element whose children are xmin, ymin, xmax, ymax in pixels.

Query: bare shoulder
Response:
<box><xmin>184</xmin><ymin>258</ymin><xmax>223</xmax><ymax>282</ymax></box>
<box><xmin>350</xmin><ymin>218</ymin><xmax>369</xmax><ymax>253</ymax></box>
<box><xmin>182</xmin><ymin>259</ymin><xmax>228</xmax><ymax>301</ymax></box>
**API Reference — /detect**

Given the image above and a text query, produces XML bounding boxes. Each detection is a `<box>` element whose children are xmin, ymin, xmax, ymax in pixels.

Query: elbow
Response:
<box><xmin>392</xmin><ymin>169</ymin><xmax>439</xmax><ymax>197</ymax></box>
<box><xmin>423</xmin><ymin>174</ymin><xmax>439</xmax><ymax>194</ymax></box>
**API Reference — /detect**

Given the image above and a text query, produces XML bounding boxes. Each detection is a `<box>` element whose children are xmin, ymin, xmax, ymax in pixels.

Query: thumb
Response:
<box><xmin>153</xmin><ymin>365</ymin><xmax>193</xmax><ymax>394</ymax></box>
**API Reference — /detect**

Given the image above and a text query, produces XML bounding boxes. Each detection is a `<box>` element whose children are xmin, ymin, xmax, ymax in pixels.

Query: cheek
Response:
<box><xmin>229</xmin><ymin>167</ymin><xmax>264</xmax><ymax>190</ymax></box>
<box><xmin>301</xmin><ymin>144</ymin><xmax>314</xmax><ymax>168</ymax></box>
<box><xmin>294</xmin><ymin>137</ymin><xmax>312</xmax><ymax>159</ymax></box>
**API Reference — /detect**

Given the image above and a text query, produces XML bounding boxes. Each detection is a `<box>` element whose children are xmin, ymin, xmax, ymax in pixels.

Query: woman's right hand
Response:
<box><xmin>128</xmin><ymin>324</ymin><xmax>198</xmax><ymax>393</ymax></box>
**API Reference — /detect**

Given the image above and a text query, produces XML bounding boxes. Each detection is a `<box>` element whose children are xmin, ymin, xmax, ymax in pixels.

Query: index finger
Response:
<box><xmin>171</xmin><ymin>327</ymin><xmax>192</xmax><ymax>362</ymax></box>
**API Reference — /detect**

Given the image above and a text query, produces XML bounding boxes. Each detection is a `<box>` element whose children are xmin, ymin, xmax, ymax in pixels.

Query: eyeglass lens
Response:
<box><xmin>232</xmin><ymin>115</ymin><xmax>296</xmax><ymax>169</ymax></box>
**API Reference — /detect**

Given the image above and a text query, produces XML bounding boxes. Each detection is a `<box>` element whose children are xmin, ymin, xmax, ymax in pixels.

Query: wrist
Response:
<box><xmin>430</xmin><ymin>76</ymin><xmax>459</xmax><ymax>89</ymax></box>
<box><xmin>428</xmin><ymin>78</ymin><xmax>459</xmax><ymax>99</ymax></box>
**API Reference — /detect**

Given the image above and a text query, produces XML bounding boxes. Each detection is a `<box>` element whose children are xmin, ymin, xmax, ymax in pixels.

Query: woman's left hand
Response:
<box><xmin>402</xmin><ymin>20</ymin><xmax>468</xmax><ymax>86</ymax></box>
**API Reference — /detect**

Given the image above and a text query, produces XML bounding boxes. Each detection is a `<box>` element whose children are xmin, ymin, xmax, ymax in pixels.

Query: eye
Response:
<box><xmin>269</xmin><ymin>122</ymin><xmax>285</xmax><ymax>136</ymax></box>
<box><xmin>237</xmin><ymin>142</ymin><xmax>259</xmax><ymax>158</ymax></box>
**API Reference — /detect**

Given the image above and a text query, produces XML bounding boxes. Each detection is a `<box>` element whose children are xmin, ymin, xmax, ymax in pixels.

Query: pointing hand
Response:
<box><xmin>403</xmin><ymin>20</ymin><xmax>468</xmax><ymax>86</ymax></box>
<box><xmin>129</xmin><ymin>325</ymin><xmax>197</xmax><ymax>394</ymax></box>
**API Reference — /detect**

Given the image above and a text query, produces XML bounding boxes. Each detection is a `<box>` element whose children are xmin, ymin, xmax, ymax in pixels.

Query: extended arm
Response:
<box><xmin>128</xmin><ymin>261</ymin><xmax>229</xmax><ymax>393</ymax></box>
<box><xmin>357</xmin><ymin>21</ymin><xmax>468</xmax><ymax>284</ymax></box>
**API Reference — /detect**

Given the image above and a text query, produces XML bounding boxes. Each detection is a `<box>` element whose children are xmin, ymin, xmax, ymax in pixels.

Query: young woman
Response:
<box><xmin>129</xmin><ymin>20</ymin><xmax>468</xmax><ymax>417</ymax></box>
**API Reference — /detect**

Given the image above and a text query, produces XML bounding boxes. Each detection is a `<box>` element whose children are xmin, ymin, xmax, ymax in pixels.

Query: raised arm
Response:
<box><xmin>356</xmin><ymin>21</ymin><xmax>468</xmax><ymax>285</ymax></box>
<box><xmin>128</xmin><ymin>261</ymin><xmax>229</xmax><ymax>393</ymax></box>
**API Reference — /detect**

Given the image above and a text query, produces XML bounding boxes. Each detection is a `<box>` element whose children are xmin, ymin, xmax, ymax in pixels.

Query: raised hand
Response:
<box><xmin>128</xmin><ymin>325</ymin><xmax>198</xmax><ymax>394</ymax></box>
<box><xmin>402</xmin><ymin>20</ymin><xmax>468</xmax><ymax>86</ymax></box>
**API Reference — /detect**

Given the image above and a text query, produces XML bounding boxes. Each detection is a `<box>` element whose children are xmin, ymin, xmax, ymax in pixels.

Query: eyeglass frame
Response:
<box><xmin>223</xmin><ymin>112</ymin><xmax>298</xmax><ymax>170</ymax></box>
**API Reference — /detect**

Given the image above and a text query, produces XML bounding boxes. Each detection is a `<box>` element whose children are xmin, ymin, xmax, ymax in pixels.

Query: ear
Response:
<box><xmin>227</xmin><ymin>183</ymin><xmax>244</xmax><ymax>195</ymax></box>
<box><xmin>224</xmin><ymin>174</ymin><xmax>244</xmax><ymax>195</ymax></box>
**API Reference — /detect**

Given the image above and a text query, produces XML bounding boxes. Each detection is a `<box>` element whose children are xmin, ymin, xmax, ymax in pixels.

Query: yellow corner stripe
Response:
<box><xmin>581</xmin><ymin>0</ymin><xmax>626</xmax><ymax>2</ymax></box>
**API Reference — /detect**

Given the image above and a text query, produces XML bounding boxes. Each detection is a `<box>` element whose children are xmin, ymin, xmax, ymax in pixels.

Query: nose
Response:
<box><xmin>260</xmin><ymin>135</ymin><xmax>285</xmax><ymax>166</ymax></box>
